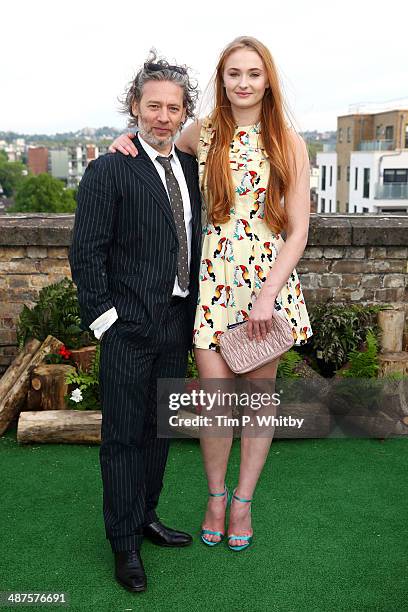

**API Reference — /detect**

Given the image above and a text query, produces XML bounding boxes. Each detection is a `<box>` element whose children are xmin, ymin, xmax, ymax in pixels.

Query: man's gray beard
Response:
<box><xmin>138</xmin><ymin>119</ymin><xmax>176</xmax><ymax>149</ymax></box>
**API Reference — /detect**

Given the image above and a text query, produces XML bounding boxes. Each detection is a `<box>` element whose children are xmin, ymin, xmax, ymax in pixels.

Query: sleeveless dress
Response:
<box><xmin>192</xmin><ymin>117</ymin><xmax>313</xmax><ymax>352</ymax></box>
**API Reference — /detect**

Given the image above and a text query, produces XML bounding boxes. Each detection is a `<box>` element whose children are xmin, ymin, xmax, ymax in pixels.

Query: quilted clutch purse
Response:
<box><xmin>219</xmin><ymin>309</ymin><xmax>295</xmax><ymax>374</ymax></box>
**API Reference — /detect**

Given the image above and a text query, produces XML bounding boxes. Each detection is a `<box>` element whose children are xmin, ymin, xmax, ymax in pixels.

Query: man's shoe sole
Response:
<box><xmin>147</xmin><ymin>539</ymin><xmax>193</xmax><ymax>548</ymax></box>
<box><xmin>116</xmin><ymin>576</ymin><xmax>147</xmax><ymax>593</ymax></box>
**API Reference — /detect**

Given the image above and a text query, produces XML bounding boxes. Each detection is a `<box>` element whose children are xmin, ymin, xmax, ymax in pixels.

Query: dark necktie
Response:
<box><xmin>156</xmin><ymin>155</ymin><xmax>189</xmax><ymax>292</ymax></box>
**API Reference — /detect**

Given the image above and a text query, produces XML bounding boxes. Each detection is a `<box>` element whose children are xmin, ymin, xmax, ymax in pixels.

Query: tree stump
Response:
<box><xmin>378</xmin><ymin>352</ymin><xmax>408</xmax><ymax>377</ymax></box>
<box><xmin>70</xmin><ymin>346</ymin><xmax>97</xmax><ymax>373</ymax></box>
<box><xmin>17</xmin><ymin>410</ymin><xmax>102</xmax><ymax>444</ymax></box>
<box><xmin>0</xmin><ymin>335</ymin><xmax>63</xmax><ymax>436</ymax></box>
<box><xmin>27</xmin><ymin>364</ymin><xmax>76</xmax><ymax>411</ymax></box>
<box><xmin>378</xmin><ymin>310</ymin><xmax>405</xmax><ymax>352</ymax></box>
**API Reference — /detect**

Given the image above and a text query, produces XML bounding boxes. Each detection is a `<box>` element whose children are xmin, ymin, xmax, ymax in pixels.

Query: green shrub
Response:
<box><xmin>17</xmin><ymin>278</ymin><xmax>94</xmax><ymax>350</ymax></box>
<box><xmin>309</xmin><ymin>303</ymin><xmax>386</xmax><ymax>371</ymax></box>
<box><xmin>277</xmin><ymin>349</ymin><xmax>302</xmax><ymax>379</ymax></box>
<box><xmin>65</xmin><ymin>345</ymin><xmax>100</xmax><ymax>410</ymax></box>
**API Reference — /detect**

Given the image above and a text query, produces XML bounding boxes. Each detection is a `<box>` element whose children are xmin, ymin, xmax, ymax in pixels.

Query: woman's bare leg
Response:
<box><xmin>228</xmin><ymin>356</ymin><xmax>280</xmax><ymax>546</ymax></box>
<box><xmin>194</xmin><ymin>348</ymin><xmax>235</xmax><ymax>543</ymax></box>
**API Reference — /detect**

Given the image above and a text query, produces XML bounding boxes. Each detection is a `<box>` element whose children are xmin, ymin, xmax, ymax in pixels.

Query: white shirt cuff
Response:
<box><xmin>89</xmin><ymin>307</ymin><xmax>119</xmax><ymax>340</ymax></box>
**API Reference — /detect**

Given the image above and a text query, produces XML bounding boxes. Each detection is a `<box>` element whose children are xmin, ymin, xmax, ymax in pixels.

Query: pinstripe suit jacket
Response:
<box><xmin>69</xmin><ymin>134</ymin><xmax>202</xmax><ymax>343</ymax></box>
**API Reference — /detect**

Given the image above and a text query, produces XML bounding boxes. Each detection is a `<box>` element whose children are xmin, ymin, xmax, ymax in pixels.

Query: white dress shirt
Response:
<box><xmin>90</xmin><ymin>134</ymin><xmax>193</xmax><ymax>340</ymax></box>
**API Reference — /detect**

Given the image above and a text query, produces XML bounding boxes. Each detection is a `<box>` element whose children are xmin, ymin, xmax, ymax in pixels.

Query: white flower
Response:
<box><xmin>70</xmin><ymin>388</ymin><xmax>83</xmax><ymax>403</ymax></box>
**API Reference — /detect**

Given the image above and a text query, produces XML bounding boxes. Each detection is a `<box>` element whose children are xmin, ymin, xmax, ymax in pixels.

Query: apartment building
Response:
<box><xmin>27</xmin><ymin>146</ymin><xmax>49</xmax><ymax>175</ymax></box>
<box><xmin>317</xmin><ymin>108</ymin><xmax>408</xmax><ymax>214</ymax></box>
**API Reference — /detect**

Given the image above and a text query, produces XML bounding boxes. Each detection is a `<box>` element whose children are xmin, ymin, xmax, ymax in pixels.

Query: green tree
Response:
<box><xmin>9</xmin><ymin>173</ymin><xmax>77</xmax><ymax>213</ymax></box>
<box><xmin>0</xmin><ymin>150</ymin><xmax>8</xmax><ymax>163</ymax></box>
<box><xmin>0</xmin><ymin>160</ymin><xmax>27</xmax><ymax>196</ymax></box>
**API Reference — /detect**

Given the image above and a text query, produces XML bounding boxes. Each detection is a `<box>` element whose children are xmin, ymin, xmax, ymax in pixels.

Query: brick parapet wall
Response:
<box><xmin>0</xmin><ymin>214</ymin><xmax>407</xmax><ymax>375</ymax></box>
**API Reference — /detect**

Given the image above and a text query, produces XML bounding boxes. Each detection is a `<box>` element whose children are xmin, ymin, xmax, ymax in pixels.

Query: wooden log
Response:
<box><xmin>0</xmin><ymin>339</ymin><xmax>41</xmax><ymax>403</ymax></box>
<box><xmin>27</xmin><ymin>364</ymin><xmax>76</xmax><ymax>411</ymax></box>
<box><xmin>378</xmin><ymin>352</ymin><xmax>408</xmax><ymax>377</ymax></box>
<box><xmin>17</xmin><ymin>410</ymin><xmax>102</xmax><ymax>444</ymax></box>
<box><xmin>378</xmin><ymin>310</ymin><xmax>405</xmax><ymax>353</ymax></box>
<box><xmin>70</xmin><ymin>346</ymin><xmax>97</xmax><ymax>373</ymax></box>
<box><xmin>292</xmin><ymin>360</ymin><xmax>332</xmax><ymax>403</ymax></box>
<box><xmin>0</xmin><ymin>335</ymin><xmax>63</xmax><ymax>436</ymax></box>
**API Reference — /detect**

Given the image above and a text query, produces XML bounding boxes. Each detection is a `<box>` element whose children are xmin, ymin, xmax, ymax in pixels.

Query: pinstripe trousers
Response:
<box><xmin>99</xmin><ymin>297</ymin><xmax>189</xmax><ymax>552</ymax></box>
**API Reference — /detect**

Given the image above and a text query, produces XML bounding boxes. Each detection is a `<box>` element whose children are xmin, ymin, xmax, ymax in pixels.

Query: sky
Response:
<box><xmin>2</xmin><ymin>0</ymin><xmax>408</xmax><ymax>134</ymax></box>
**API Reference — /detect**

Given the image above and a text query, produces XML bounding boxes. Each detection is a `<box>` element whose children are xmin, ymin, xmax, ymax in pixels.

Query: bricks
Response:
<box><xmin>386</xmin><ymin>247</ymin><xmax>408</xmax><ymax>259</ymax></box>
<box><xmin>0</xmin><ymin>330</ymin><xmax>17</xmax><ymax>345</ymax></box>
<box><xmin>344</xmin><ymin>247</ymin><xmax>366</xmax><ymax>259</ymax></box>
<box><xmin>319</xmin><ymin>274</ymin><xmax>342</xmax><ymax>288</ymax></box>
<box><xmin>39</xmin><ymin>259</ymin><xmax>71</xmax><ymax>274</ymax></box>
<box><xmin>323</xmin><ymin>247</ymin><xmax>344</xmax><ymax>259</ymax></box>
<box><xmin>383</xmin><ymin>274</ymin><xmax>406</xmax><ymax>288</ymax></box>
<box><xmin>26</xmin><ymin>246</ymin><xmax>48</xmax><ymax>259</ymax></box>
<box><xmin>361</xmin><ymin>275</ymin><xmax>382</xmax><ymax>289</ymax></box>
<box><xmin>0</xmin><ymin>247</ymin><xmax>26</xmax><ymax>260</ymax></box>
<box><xmin>48</xmin><ymin>247</ymin><xmax>69</xmax><ymax>259</ymax></box>
<box><xmin>301</xmin><ymin>247</ymin><xmax>324</xmax><ymax>259</ymax></box>
<box><xmin>0</xmin><ymin>260</ymin><xmax>40</xmax><ymax>274</ymax></box>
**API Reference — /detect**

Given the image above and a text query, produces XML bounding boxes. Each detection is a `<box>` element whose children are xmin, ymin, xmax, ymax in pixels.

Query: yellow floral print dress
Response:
<box><xmin>192</xmin><ymin>117</ymin><xmax>313</xmax><ymax>352</ymax></box>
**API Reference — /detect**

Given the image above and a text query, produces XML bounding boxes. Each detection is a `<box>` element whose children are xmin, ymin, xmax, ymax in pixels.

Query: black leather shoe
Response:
<box><xmin>114</xmin><ymin>550</ymin><xmax>146</xmax><ymax>593</ymax></box>
<box><xmin>143</xmin><ymin>520</ymin><xmax>192</xmax><ymax>547</ymax></box>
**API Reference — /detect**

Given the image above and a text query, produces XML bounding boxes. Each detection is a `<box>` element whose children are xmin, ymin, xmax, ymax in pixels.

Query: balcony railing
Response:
<box><xmin>358</xmin><ymin>140</ymin><xmax>395</xmax><ymax>151</ymax></box>
<box><xmin>375</xmin><ymin>183</ymin><xmax>408</xmax><ymax>199</ymax></box>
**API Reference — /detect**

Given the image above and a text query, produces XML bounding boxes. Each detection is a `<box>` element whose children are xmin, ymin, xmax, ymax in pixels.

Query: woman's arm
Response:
<box><xmin>108</xmin><ymin>132</ymin><xmax>137</xmax><ymax>156</ymax></box>
<box><xmin>247</xmin><ymin>132</ymin><xmax>311</xmax><ymax>341</ymax></box>
<box><xmin>175</xmin><ymin>119</ymin><xmax>202</xmax><ymax>157</ymax></box>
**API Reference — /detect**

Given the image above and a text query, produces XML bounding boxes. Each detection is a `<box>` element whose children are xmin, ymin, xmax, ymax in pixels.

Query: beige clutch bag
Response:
<box><xmin>219</xmin><ymin>309</ymin><xmax>295</xmax><ymax>374</ymax></box>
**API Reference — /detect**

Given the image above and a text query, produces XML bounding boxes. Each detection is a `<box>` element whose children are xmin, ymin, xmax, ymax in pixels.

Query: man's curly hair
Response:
<box><xmin>119</xmin><ymin>50</ymin><xmax>199</xmax><ymax>129</ymax></box>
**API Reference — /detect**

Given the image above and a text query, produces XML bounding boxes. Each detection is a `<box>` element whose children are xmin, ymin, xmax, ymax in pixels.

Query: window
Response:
<box><xmin>347</xmin><ymin>127</ymin><xmax>351</xmax><ymax>142</ymax></box>
<box><xmin>354</xmin><ymin>205</ymin><xmax>357</xmax><ymax>213</ymax></box>
<box><xmin>385</xmin><ymin>125</ymin><xmax>394</xmax><ymax>140</ymax></box>
<box><xmin>321</xmin><ymin>165</ymin><xmax>326</xmax><ymax>190</ymax></box>
<box><xmin>336</xmin><ymin>200</ymin><xmax>340</xmax><ymax>212</ymax></box>
<box><xmin>329</xmin><ymin>199</ymin><xmax>332</xmax><ymax>211</ymax></box>
<box><xmin>321</xmin><ymin>197</ymin><xmax>325</xmax><ymax>212</ymax></box>
<box><xmin>347</xmin><ymin>166</ymin><xmax>350</xmax><ymax>182</ymax></box>
<box><xmin>354</xmin><ymin>167</ymin><xmax>358</xmax><ymax>190</ymax></box>
<box><xmin>376</xmin><ymin>125</ymin><xmax>382</xmax><ymax>138</ymax></box>
<box><xmin>338</xmin><ymin>128</ymin><xmax>343</xmax><ymax>143</ymax></box>
<box><xmin>337</xmin><ymin>165</ymin><xmax>341</xmax><ymax>180</ymax></box>
<box><xmin>405</xmin><ymin>124</ymin><xmax>408</xmax><ymax>149</ymax></box>
<box><xmin>329</xmin><ymin>166</ymin><xmax>333</xmax><ymax>186</ymax></box>
<box><xmin>362</xmin><ymin>207</ymin><xmax>369</xmax><ymax>213</ymax></box>
<box><xmin>383</xmin><ymin>169</ymin><xmax>408</xmax><ymax>183</ymax></box>
<box><xmin>363</xmin><ymin>168</ymin><xmax>370</xmax><ymax>198</ymax></box>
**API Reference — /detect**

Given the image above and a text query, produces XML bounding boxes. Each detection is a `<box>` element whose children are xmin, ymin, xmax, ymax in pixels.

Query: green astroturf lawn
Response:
<box><xmin>1</xmin><ymin>430</ymin><xmax>407</xmax><ymax>612</ymax></box>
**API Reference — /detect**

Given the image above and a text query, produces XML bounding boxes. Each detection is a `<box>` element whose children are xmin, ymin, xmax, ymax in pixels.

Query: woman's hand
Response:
<box><xmin>247</xmin><ymin>290</ymin><xmax>277</xmax><ymax>342</ymax></box>
<box><xmin>108</xmin><ymin>133</ymin><xmax>139</xmax><ymax>157</ymax></box>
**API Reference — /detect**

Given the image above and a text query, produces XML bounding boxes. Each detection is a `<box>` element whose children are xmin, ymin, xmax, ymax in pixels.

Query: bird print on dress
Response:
<box><xmin>200</xmin><ymin>259</ymin><xmax>216</xmax><ymax>282</ymax></box>
<box><xmin>211</xmin><ymin>285</ymin><xmax>230</xmax><ymax>308</ymax></box>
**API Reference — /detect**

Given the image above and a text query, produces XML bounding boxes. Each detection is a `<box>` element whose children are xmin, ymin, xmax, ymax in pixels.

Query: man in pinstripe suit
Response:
<box><xmin>69</xmin><ymin>55</ymin><xmax>201</xmax><ymax>593</ymax></box>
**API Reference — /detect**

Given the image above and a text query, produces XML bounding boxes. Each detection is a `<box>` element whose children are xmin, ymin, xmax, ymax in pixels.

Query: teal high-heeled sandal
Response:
<box><xmin>227</xmin><ymin>489</ymin><xmax>253</xmax><ymax>552</ymax></box>
<box><xmin>200</xmin><ymin>486</ymin><xmax>229</xmax><ymax>547</ymax></box>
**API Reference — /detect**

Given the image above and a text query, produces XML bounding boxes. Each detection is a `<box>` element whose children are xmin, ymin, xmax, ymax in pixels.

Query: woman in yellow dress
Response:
<box><xmin>110</xmin><ymin>36</ymin><xmax>312</xmax><ymax>551</ymax></box>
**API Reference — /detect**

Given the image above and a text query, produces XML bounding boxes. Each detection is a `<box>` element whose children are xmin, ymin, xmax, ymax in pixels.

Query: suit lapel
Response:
<box><xmin>122</xmin><ymin>136</ymin><xmax>177</xmax><ymax>238</ymax></box>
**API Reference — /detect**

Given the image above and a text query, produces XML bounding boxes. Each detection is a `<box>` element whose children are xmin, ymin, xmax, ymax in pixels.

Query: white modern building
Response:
<box><xmin>317</xmin><ymin>148</ymin><xmax>408</xmax><ymax>214</ymax></box>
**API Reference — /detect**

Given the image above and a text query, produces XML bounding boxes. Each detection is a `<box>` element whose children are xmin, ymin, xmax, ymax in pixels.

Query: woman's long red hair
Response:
<box><xmin>204</xmin><ymin>36</ymin><xmax>296</xmax><ymax>234</ymax></box>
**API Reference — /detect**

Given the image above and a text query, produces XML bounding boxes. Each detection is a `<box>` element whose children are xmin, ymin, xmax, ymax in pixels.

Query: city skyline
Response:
<box><xmin>2</xmin><ymin>0</ymin><xmax>408</xmax><ymax>134</ymax></box>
